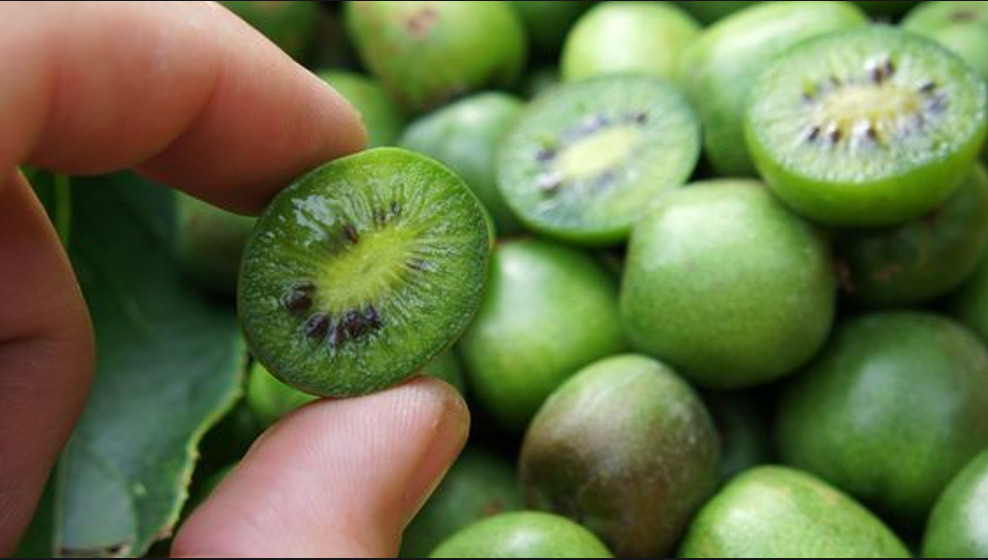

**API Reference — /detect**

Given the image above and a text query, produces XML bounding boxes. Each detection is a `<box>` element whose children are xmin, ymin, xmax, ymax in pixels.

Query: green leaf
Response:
<box><xmin>25</xmin><ymin>173</ymin><xmax>245</xmax><ymax>557</ymax></box>
<box><xmin>22</xmin><ymin>166</ymin><xmax>73</xmax><ymax>246</ymax></box>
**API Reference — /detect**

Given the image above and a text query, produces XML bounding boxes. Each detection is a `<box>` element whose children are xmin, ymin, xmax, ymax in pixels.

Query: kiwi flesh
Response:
<box><xmin>679</xmin><ymin>1</ymin><xmax>869</xmax><ymax>176</ymax></box>
<box><xmin>498</xmin><ymin>75</ymin><xmax>700</xmax><ymax>245</ymax></box>
<box><xmin>746</xmin><ymin>27</ymin><xmax>988</xmax><ymax>227</ymax></box>
<box><xmin>238</xmin><ymin>147</ymin><xmax>492</xmax><ymax>397</ymax></box>
<box><xmin>317</xmin><ymin>71</ymin><xmax>406</xmax><ymax>148</ymax></box>
<box><xmin>836</xmin><ymin>163</ymin><xmax>988</xmax><ymax>307</ymax></box>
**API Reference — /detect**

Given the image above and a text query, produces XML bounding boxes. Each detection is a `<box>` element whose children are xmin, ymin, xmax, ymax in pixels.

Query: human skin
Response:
<box><xmin>0</xmin><ymin>2</ymin><xmax>469</xmax><ymax>556</ymax></box>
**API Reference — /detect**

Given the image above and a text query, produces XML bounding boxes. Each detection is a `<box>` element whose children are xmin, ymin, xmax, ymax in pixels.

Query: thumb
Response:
<box><xmin>172</xmin><ymin>377</ymin><xmax>469</xmax><ymax>558</ymax></box>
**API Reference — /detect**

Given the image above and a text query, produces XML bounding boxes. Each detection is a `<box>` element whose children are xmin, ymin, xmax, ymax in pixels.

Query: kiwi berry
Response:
<box><xmin>680</xmin><ymin>1</ymin><xmax>869</xmax><ymax>176</ymax></box>
<box><xmin>248</xmin><ymin>350</ymin><xmax>463</xmax><ymax>429</ymax></box>
<box><xmin>776</xmin><ymin>312</ymin><xmax>988</xmax><ymax>528</ymax></box>
<box><xmin>429</xmin><ymin>511</ymin><xmax>613</xmax><ymax>558</ymax></box>
<box><xmin>459</xmin><ymin>239</ymin><xmax>626</xmax><ymax>431</ymax></box>
<box><xmin>238</xmin><ymin>148</ymin><xmax>492</xmax><ymax>397</ymax></box>
<box><xmin>221</xmin><ymin>1</ymin><xmax>318</xmax><ymax>61</ymax></box>
<box><xmin>835</xmin><ymin>163</ymin><xmax>988</xmax><ymax>307</ymax></box>
<box><xmin>560</xmin><ymin>2</ymin><xmax>700</xmax><ymax>83</ymax></box>
<box><xmin>923</xmin><ymin>449</ymin><xmax>988</xmax><ymax>558</ymax></box>
<box><xmin>498</xmin><ymin>75</ymin><xmax>700</xmax><ymax>245</ymax></box>
<box><xmin>746</xmin><ymin>27</ymin><xmax>988</xmax><ymax>227</ymax></box>
<box><xmin>345</xmin><ymin>1</ymin><xmax>527</xmax><ymax>112</ymax></box>
<box><xmin>175</xmin><ymin>192</ymin><xmax>255</xmax><ymax>298</ymax></box>
<box><xmin>620</xmin><ymin>179</ymin><xmax>835</xmax><ymax>389</ymax></box>
<box><xmin>520</xmin><ymin>354</ymin><xmax>720</xmax><ymax>557</ymax></box>
<box><xmin>510</xmin><ymin>1</ymin><xmax>593</xmax><ymax>58</ymax></box>
<box><xmin>317</xmin><ymin>71</ymin><xmax>406</xmax><ymax>148</ymax></box>
<box><xmin>903</xmin><ymin>1</ymin><xmax>988</xmax><ymax>78</ymax></box>
<box><xmin>401</xmin><ymin>447</ymin><xmax>523</xmax><ymax>558</ymax></box>
<box><xmin>399</xmin><ymin>92</ymin><xmax>524</xmax><ymax>235</ymax></box>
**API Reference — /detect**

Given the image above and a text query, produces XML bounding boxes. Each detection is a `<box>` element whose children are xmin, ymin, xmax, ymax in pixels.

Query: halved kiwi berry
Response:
<box><xmin>498</xmin><ymin>75</ymin><xmax>700</xmax><ymax>245</ymax></box>
<box><xmin>746</xmin><ymin>27</ymin><xmax>987</xmax><ymax>227</ymax></box>
<box><xmin>238</xmin><ymin>148</ymin><xmax>492</xmax><ymax>397</ymax></box>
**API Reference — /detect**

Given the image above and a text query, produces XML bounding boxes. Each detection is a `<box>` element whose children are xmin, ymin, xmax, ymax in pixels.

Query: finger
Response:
<box><xmin>172</xmin><ymin>379</ymin><xmax>469</xmax><ymax>558</ymax></box>
<box><xmin>0</xmin><ymin>173</ymin><xmax>94</xmax><ymax>554</ymax></box>
<box><xmin>1</xmin><ymin>1</ymin><xmax>365</xmax><ymax>214</ymax></box>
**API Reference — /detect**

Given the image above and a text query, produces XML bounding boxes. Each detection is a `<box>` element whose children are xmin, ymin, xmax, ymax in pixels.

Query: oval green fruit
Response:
<box><xmin>460</xmin><ymin>239</ymin><xmax>625</xmax><ymax>430</ymax></box>
<box><xmin>680</xmin><ymin>1</ymin><xmax>868</xmax><ymax>176</ymax></box>
<box><xmin>318</xmin><ymin>71</ymin><xmax>406</xmax><ymax>148</ymax></box>
<box><xmin>399</xmin><ymin>92</ymin><xmax>524</xmax><ymax>234</ymax></box>
<box><xmin>835</xmin><ymin>163</ymin><xmax>988</xmax><ymax>307</ymax></box>
<box><xmin>923</xmin><ymin>449</ymin><xmax>988</xmax><ymax>558</ymax></box>
<box><xmin>903</xmin><ymin>1</ymin><xmax>988</xmax><ymax>79</ymax></box>
<box><xmin>777</xmin><ymin>312</ymin><xmax>988</xmax><ymax>527</ymax></box>
<box><xmin>520</xmin><ymin>354</ymin><xmax>720</xmax><ymax>557</ymax></box>
<box><xmin>678</xmin><ymin>466</ymin><xmax>910</xmax><ymax>558</ymax></box>
<box><xmin>561</xmin><ymin>1</ymin><xmax>700</xmax><ymax>83</ymax></box>
<box><xmin>429</xmin><ymin>511</ymin><xmax>612</xmax><ymax>558</ymax></box>
<box><xmin>345</xmin><ymin>1</ymin><xmax>527</xmax><ymax>111</ymax></box>
<box><xmin>620</xmin><ymin>180</ymin><xmax>835</xmax><ymax>389</ymax></box>
<box><xmin>401</xmin><ymin>447</ymin><xmax>523</xmax><ymax>558</ymax></box>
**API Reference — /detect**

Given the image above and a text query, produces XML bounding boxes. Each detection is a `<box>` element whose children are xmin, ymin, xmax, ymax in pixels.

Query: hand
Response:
<box><xmin>0</xmin><ymin>2</ymin><xmax>469</xmax><ymax>556</ymax></box>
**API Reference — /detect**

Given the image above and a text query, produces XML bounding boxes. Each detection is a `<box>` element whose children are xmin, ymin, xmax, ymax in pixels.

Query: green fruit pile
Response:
<box><xmin>177</xmin><ymin>1</ymin><xmax>988</xmax><ymax>558</ymax></box>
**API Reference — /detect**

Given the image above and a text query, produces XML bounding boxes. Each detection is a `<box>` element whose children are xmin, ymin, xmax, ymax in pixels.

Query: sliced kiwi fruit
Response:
<box><xmin>238</xmin><ymin>148</ymin><xmax>492</xmax><ymax>397</ymax></box>
<box><xmin>498</xmin><ymin>75</ymin><xmax>700</xmax><ymax>245</ymax></box>
<box><xmin>746</xmin><ymin>27</ymin><xmax>988</xmax><ymax>227</ymax></box>
<box><xmin>836</xmin><ymin>163</ymin><xmax>988</xmax><ymax>307</ymax></box>
<box><xmin>317</xmin><ymin>70</ymin><xmax>406</xmax><ymax>148</ymax></box>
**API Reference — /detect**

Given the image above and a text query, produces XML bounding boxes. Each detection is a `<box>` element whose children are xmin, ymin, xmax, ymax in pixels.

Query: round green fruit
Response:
<box><xmin>459</xmin><ymin>239</ymin><xmax>625</xmax><ymax>431</ymax></box>
<box><xmin>520</xmin><ymin>354</ymin><xmax>719</xmax><ymax>557</ymax></box>
<box><xmin>923</xmin><ymin>449</ymin><xmax>988</xmax><ymax>558</ymax></box>
<box><xmin>429</xmin><ymin>511</ymin><xmax>612</xmax><ymax>558</ymax></box>
<box><xmin>318</xmin><ymin>71</ymin><xmax>406</xmax><ymax>148</ymax></box>
<box><xmin>777</xmin><ymin>312</ymin><xmax>988</xmax><ymax>528</ymax></box>
<box><xmin>345</xmin><ymin>1</ymin><xmax>527</xmax><ymax>111</ymax></box>
<box><xmin>620</xmin><ymin>180</ymin><xmax>835</xmax><ymax>389</ymax></box>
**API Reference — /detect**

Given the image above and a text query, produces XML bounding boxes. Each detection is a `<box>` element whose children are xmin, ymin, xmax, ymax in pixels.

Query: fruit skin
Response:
<box><xmin>561</xmin><ymin>2</ymin><xmax>700</xmax><ymax>83</ymax></box>
<box><xmin>239</xmin><ymin>147</ymin><xmax>492</xmax><ymax>397</ymax></box>
<box><xmin>400</xmin><ymin>447</ymin><xmax>523</xmax><ymax>558</ymax></box>
<box><xmin>836</xmin><ymin>163</ymin><xmax>988</xmax><ymax>307</ymax></box>
<box><xmin>345</xmin><ymin>1</ymin><xmax>527</xmax><ymax>112</ymax></box>
<box><xmin>459</xmin><ymin>239</ymin><xmax>626</xmax><ymax>431</ymax></box>
<box><xmin>678</xmin><ymin>466</ymin><xmax>911</xmax><ymax>558</ymax></box>
<box><xmin>520</xmin><ymin>354</ymin><xmax>720</xmax><ymax>558</ymax></box>
<box><xmin>951</xmin><ymin>245</ymin><xmax>988</xmax><ymax>343</ymax></box>
<box><xmin>429</xmin><ymin>511</ymin><xmax>613</xmax><ymax>558</ymax></box>
<box><xmin>222</xmin><ymin>1</ymin><xmax>318</xmax><ymax>60</ymax></box>
<box><xmin>620</xmin><ymin>180</ymin><xmax>835</xmax><ymax>389</ymax></box>
<box><xmin>317</xmin><ymin>71</ymin><xmax>406</xmax><ymax>148</ymax></box>
<box><xmin>399</xmin><ymin>92</ymin><xmax>524</xmax><ymax>234</ymax></box>
<box><xmin>248</xmin><ymin>351</ymin><xmax>464</xmax><ymax>429</ymax></box>
<box><xmin>509</xmin><ymin>1</ymin><xmax>592</xmax><ymax>58</ymax></box>
<box><xmin>903</xmin><ymin>1</ymin><xmax>988</xmax><ymax>78</ymax></box>
<box><xmin>923</xmin><ymin>450</ymin><xmax>988</xmax><ymax>558</ymax></box>
<box><xmin>776</xmin><ymin>312</ymin><xmax>988</xmax><ymax>528</ymax></box>
<box><xmin>680</xmin><ymin>1</ymin><xmax>868</xmax><ymax>176</ymax></box>
<box><xmin>745</xmin><ymin>27</ymin><xmax>988</xmax><ymax>227</ymax></box>
<box><xmin>175</xmin><ymin>192</ymin><xmax>255</xmax><ymax>298</ymax></box>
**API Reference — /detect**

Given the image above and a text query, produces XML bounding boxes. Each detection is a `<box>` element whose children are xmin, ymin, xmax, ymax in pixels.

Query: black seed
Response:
<box><xmin>919</xmin><ymin>82</ymin><xmax>937</xmax><ymax>95</ymax></box>
<box><xmin>633</xmin><ymin>112</ymin><xmax>648</xmax><ymax>124</ymax></box>
<box><xmin>536</xmin><ymin>147</ymin><xmax>556</xmax><ymax>162</ymax></box>
<box><xmin>344</xmin><ymin>310</ymin><xmax>366</xmax><ymax>339</ymax></box>
<box><xmin>365</xmin><ymin>306</ymin><xmax>383</xmax><ymax>330</ymax></box>
<box><xmin>305</xmin><ymin>314</ymin><xmax>330</xmax><ymax>341</ymax></box>
<box><xmin>807</xmin><ymin>126</ymin><xmax>821</xmax><ymax>142</ymax></box>
<box><xmin>343</xmin><ymin>223</ymin><xmax>360</xmax><ymax>244</ymax></box>
<box><xmin>391</xmin><ymin>201</ymin><xmax>401</xmax><ymax>218</ymax></box>
<box><xmin>282</xmin><ymin>290</ymin><xmax>313</xmax><ymax>315</ymax></box>
<box><xmin>927</xmin><ymin>94</ymin><xmax>949</xmax><ymax>113</ymax></box>
<box><xmin>865</xmin><ymin>124</ymin><xmax>878</xmax><ymax>141</ymax></box>
<box><xmin>829</xmin><ymin>127</ymin><xmax>843</xmax><ymax>144</ymax></box>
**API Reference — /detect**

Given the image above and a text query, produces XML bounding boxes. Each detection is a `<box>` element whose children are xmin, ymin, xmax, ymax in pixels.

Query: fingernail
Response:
<box><xmin>400</xmin><ymin>378</ymin><xmax>471</xmax><ymax>521</ymax></box>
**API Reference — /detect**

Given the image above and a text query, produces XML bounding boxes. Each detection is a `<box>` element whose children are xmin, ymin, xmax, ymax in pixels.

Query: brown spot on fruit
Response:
<box><xmin>406</xmin><ymin>7</ymin><xmax>439</xmax><ymax>39</ymax></box>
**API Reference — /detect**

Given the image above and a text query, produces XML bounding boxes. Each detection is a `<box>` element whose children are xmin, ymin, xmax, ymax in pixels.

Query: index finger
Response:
<box><xmin>0</xmin><ymin>0</ymin><xmax>366</xmax><ymax>213</ymax></box>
